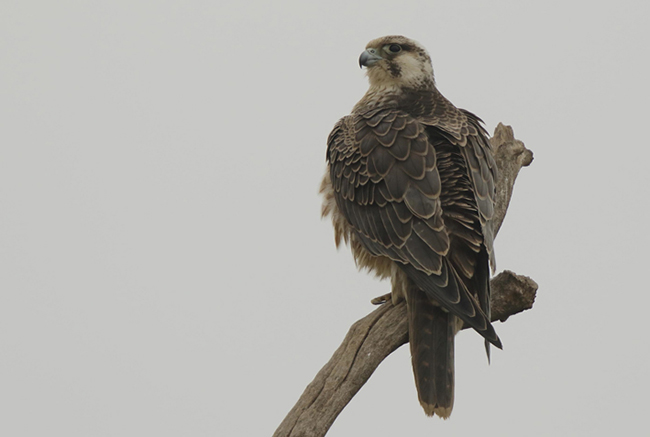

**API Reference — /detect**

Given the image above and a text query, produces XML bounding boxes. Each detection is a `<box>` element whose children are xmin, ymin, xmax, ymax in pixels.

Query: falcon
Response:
<box><xmin>320</xmin><ymin>36</ymin><xmax>501</xmax><ymax>418</ymax></box>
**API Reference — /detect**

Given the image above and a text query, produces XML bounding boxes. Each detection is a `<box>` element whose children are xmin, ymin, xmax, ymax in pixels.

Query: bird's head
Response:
<box><xmin>359</xmin><ymin>36</ymin><xmax>435</xmax><ymax>90</ymax></box>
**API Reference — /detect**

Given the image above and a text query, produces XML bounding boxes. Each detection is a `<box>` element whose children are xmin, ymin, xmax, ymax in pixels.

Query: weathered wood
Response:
<box><xmin>491</xmin><ymin>123</ymin><xmax>534</xmax><ymax>235</ymax></box>
<box><xmin>274</xmin><ymin>125</ymin><xmax>536</xmax><ymax>437</ymax></box>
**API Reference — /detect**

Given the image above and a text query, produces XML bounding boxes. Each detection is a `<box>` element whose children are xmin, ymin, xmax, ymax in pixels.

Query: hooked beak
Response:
<box><xmin>359</xmin><ymin>49</ymin><xmax>383</xmax><ymax>68</ymax></box>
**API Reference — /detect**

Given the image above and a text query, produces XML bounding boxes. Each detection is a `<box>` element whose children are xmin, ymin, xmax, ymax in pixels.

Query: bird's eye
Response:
<box><xmin>388</xmin><ymin>44</ymin><xmax>402</xmax><ymax>53</ymax></box>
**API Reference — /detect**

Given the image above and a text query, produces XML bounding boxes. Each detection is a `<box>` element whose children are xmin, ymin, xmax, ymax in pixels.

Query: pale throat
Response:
<box><xmin>395</xmin><ymin>60</ymin><xmax>435</xmax><ymax>90</ymax></box>
<box><xmin>385</xmin><ymin>54</ymin><xmax>434</xmax><ymax>86</ymax></box>
<box><xmin>354</xmin><ymin>62</ymin><xmax>435</xmax><ymax>112</ymax></box>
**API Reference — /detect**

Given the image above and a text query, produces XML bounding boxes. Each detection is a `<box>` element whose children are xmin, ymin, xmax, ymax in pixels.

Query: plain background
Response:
<box><xmin>2</xmin><ymin>1</ymin><xmax>649</xmax><ymax>436</ymax></box>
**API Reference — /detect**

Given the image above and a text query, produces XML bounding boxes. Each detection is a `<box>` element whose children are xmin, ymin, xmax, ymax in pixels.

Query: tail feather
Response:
<box><xmin>401</xmin><ymin>261</ymin><xmax>502</xmax><ymax>349</ymax></box>
<box><xmin>407</xmin><ymin>287</ymin><xmax>457</xmax><ymax>418</ymax></box>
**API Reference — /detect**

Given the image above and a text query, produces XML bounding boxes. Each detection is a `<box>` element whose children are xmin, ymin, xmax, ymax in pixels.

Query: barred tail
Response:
<box><xmin>407</xmin><ymin>288</ymin><xmax>457</xmax><ymax>419</ymax></box>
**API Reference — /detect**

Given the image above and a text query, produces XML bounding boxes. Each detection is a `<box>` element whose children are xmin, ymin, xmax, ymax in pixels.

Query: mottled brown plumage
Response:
<box><xmin>321</xmin><ymin>36</ymin><xmax>500</xmax><ymax>418</ymax></box>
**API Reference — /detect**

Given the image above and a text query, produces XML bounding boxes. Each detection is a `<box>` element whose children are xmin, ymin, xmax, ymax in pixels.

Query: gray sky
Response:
<box><xmin>1</xmin><ymin>1</ymin><xmax>649</xmax><ymax>436</ymax></box>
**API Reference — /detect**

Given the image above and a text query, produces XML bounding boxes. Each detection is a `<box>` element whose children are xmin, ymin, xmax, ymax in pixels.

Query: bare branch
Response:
<box><xmin>491</xmin><ymin>123</ymin><xmax>534</xmax><ymax>235</ymax></box>
<box><xmin>274</xmin><ymin>125</ymin><xmax>536</xmax><ymax>437</ymax></box>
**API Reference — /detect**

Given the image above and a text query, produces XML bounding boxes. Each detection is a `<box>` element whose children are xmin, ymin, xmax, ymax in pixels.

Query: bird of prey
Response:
<box><xmin>320</xmin><ymin>35</ymin><xmax>501</xmax><ymax>418</ymax></box>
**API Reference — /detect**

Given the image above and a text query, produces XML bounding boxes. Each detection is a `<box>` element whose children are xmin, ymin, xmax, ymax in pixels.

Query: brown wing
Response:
<box><xmin>416</xmin><ymin>124</ymin><xmax>498</xmax><ymax>350</ymax></box>
<box><xmin>403</xmin><ymin>87</ymin><xmax>498</xmax><ymax>269</ymax></box>
<box><xmin>327</xmin><ymin>108</ymin><xmax>500</xmax><ymax>346</ymax></box>
<box><xmin>404</xmin><ymin>87</ymin><xmax>499</xmax><ymax>328</ymax></box>
<box><xmin>459</xmin><ymin>110</ymin><xmax>498</xmax><ymax>268</ymax></box>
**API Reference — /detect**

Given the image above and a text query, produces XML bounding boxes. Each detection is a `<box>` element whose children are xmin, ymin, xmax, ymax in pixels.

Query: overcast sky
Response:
<box><xmin>2</xmin><ymin>1</ymin><xmax>649</xmax><ymax>436</ymax></box>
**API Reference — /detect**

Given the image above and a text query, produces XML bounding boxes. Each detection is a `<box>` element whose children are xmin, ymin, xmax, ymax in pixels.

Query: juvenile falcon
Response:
<box><xmin>320</xmin><ymin>35</ymin><xmax>501</xmax><ymax>418</ymax></box>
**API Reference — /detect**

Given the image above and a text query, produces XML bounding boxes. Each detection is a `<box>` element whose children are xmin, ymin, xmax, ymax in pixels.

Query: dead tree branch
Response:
<box><xmin>274</xmin><ymin>124</ymin><xmax>536</xmax><ymax>437</ymax></box>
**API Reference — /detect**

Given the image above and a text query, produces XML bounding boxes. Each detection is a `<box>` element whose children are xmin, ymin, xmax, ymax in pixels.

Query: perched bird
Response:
<box><xmin>320</xmin><ymin>36</ymin><xmax>501</xmax><ymax>418</ymax></box>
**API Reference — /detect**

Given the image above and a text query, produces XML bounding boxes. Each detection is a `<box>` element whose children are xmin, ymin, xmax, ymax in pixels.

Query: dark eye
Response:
<box><xmin>389</xmin><ymin>44</ymin><xmax>401</xmax><ymax>53</ymax></box>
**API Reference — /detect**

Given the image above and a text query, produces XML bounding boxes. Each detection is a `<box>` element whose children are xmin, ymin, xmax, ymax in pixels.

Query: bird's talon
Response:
<box><xmin>371</xmin><ymin>293</ymin><xmax>392</xmax><ymax>305</ymax></box>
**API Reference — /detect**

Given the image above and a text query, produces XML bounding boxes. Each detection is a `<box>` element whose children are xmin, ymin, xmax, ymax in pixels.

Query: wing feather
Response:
<box><xmin>326</xmin><ymin>105</ymin><xmax>500</xmax><ymax>348</ymax></box>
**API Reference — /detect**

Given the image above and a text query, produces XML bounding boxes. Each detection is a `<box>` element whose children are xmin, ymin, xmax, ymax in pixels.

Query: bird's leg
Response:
<box><xmin>371</xmin><ymin>268</ymin><xmax>409</xmax><ymax>305</ymax></box>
